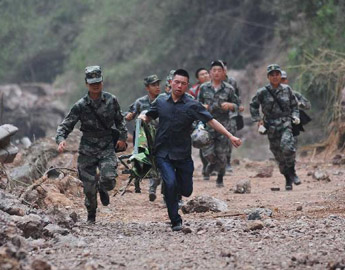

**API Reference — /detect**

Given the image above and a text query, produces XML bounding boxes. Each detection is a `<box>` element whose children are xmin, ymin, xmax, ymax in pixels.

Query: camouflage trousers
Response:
<box><xmin>226</xmin><ymin>118</ymin><xmax>237</xmax><ymax>164</ymax></box>
<box><xmin>77</xmin><ymin>151</ymin><xmax>117</xmax><ymax>214</ymax></box>
<box><xmin>201</xmin><ymin>131</ymin><xmax>230</xmax><ymax>176</ymax></box>
<box><xmin>268</xmin><ymin>127</ymin><xmax>296</xmax><ymax>175</ymax></box>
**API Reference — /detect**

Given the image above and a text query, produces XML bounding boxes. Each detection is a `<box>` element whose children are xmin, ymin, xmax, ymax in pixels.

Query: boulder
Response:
<box><xmin>234</xmin><ymin>179</ymin><xmax>251</xmax><ymax>194</ymax></box>
<box><xmin>181</xmin><ymin>196</ymin><xmax>228</xmax><ymax>214</ymax></box>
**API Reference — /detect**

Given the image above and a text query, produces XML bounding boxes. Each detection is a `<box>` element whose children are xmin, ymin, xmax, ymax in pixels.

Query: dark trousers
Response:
<box><xmin>156</xmin><ymin>156</ymin><xmax>194</xmax><ymax>225</ymax></box>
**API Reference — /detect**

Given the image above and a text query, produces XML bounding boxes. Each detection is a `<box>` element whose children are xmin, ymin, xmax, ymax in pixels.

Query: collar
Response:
<box><xmin>85</xmin><ymin>91</ymin><xmax>106</xmax><ymax>104</ymax></box>
<box><xmin>166</xmin><ymin>93</ymin><xmax>187</xmax><ymax>103</ymax></box>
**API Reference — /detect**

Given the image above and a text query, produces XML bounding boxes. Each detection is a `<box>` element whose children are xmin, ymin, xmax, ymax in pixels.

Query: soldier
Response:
<box><xmin>220</xmin><ymin>60</ymin><xmax>245</xmax><ymax>173</ymax></box>
<box><xmin>250</xmin><ymin>64</ymin><xmax>300</xmax><ymax>191</ymax></box>
<box><xmin>198</xmin><ymin>60</ymin><xmax>240</xmax><ymax>187</ymax></box>
<box><xmin>125</xmin><ymin>74</ymin><xmax>162</xmax><ymax>201</ymax></box>
<box><xmin>164</xmin><ymin>70</ymin><xmax>175</xmax><ymax>94</ymax></box>
<box><xmin>281</xmin><ymin>70</ymin><xmax>311</xmax><ymax>111</ymax></box>
<box><xmin>139</xmin><ymin>69</ymin><xmax>241</xmax><ymax>231</ymax></box>
<box><xmin>188</xmin><ymin>68</ymin><xmax>210</xmax><ymax>99</ymax></box>
<box><xmin>56</xmin><ymin>66</ymin><xmax>128</xmax><ymax>223</ymax></box>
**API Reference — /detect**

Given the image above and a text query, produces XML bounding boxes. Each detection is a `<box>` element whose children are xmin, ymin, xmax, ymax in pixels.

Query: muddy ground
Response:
<box><xmin>9</xmin><ymin>146</ymin><xmax>341</xmax><ymax>270</ymax></box>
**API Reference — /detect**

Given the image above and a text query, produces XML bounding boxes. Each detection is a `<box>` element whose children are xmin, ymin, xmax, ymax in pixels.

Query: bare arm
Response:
<box><xmin>207</xmin><ymin>119</ymin><xmax>242</xmax><ymax>148</ymax></box>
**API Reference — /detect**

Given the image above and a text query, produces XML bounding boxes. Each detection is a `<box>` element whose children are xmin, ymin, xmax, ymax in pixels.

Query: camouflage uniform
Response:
<box><xmin>198</xmin><ymin>81</ymin><xmax>240</xmax><ymax>178</ymax></box>
<box><xmin>127</xmin><ymin>94</ymin><xmax>161</xmax><ymax>197</ymax></box>
<box><xmin>293</xmin><ymin>91</ymin><xmax>311</xmax><ymax>111</ymax></box>
<box><xmin>56</xmin><ymin>91</ymin><xmax>127</xmax><ymax>215</ymax></box>
<box><xmin>225</xmin><ymin>76</ymin><xmax>242</xmax><ymax>168</ymax></box>
<box><xmin>250</xmin><ymin>83</ymin><xmax>299</xmax><ymax>177</ymax></box>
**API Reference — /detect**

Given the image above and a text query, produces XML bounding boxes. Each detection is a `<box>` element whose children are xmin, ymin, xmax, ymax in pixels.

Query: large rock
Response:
<box><xmin>0</xmin><ymin>83</ymin><xmax>66</xmax><ymax>140</ymax></box>
<box><xmin>181</xmin><ymin>196</ymin><xmax>228</xmax><ymax>214</ymax></box>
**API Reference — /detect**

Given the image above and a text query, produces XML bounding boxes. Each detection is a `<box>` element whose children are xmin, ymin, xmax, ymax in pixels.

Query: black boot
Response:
<box><xmin>87</xmin><ymin>212</ymin><xmax>96</xmax><ymax>223</ymax></box>
<box><xmin>284</xmin><ymin>174</ymin><xmax>293</xmax><ymax>191</ymax></box>
<box><xmin>98</xmin><ymin>187</ymin><xmax>110</xmax><ymax>206</ymax></box>
<box><xmin>216</xmin><ymin>174</ymin><xmax>224</xmax><ymax>188</ymax></box>
<box><xmin>289</xmin><ymin>166</ymin><xmax>301</xmax><ymax>185</ymax></box>
<box><xmin>134</xmin><ymin>178</ymin><xmax>141</xmax><ymax>193</ymax></box>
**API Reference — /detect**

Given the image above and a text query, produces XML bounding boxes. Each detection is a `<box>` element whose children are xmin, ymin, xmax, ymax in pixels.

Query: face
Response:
<box><xmin>146</xmin><ymin>81</ymin><xmax>161</xmax><ymax>97</ymax></box>
<box><xmin>197</xmin><ymin>69</ymin><xmax>210</xmax><ymax>84</ymax></box>
<box><xmin>87</xmin><ymin>82</ymin><xmax>103</xmax><ymax>95</ymax></box>
<box><xmin>268</xmin><ymin>71</ymin><xmax>281</xmax><ymax>87</ymax></box>
<box><xmin>171</xmin><ymin>74</ymin><xmax>189</xmax><ymax>98</ymax></box>
<box><xmin>281</xmin><ymin>78</ymin><xmax>288</xmax><ymax>84</ymax></box>
<box><xmin>210</xmin><ymin>66</ymin><xmax>225</xmax><ymax>81</ymax></box>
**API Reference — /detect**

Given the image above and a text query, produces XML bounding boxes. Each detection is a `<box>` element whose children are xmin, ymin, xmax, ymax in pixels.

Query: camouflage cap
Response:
<box><xmin>267</xmin><ymin>64</ymin><xmax>281</xmax><ymax>75</ymax></box>
<box><xmin>281</xmin><ymin>70</ymin><xmax>287</xmax><ymax>79</ymax></box>
<box><xmin>211</xmin><ymin>60</ymin><xmax>225</xmax><ymax>69</ymax></box>
<box><xmin>85</xmin><ymin>65</ymin><xmax>103</xmax><ymax>84</ymax></box>
<box><xmin>165</xmin><ymin>69</ymin><xmax>176</xmax><ymax>87</ymax></box>
<box><xmin>144</xmin><ymin>74</ymin><xmax>161</xmax><ymax>86</ymax></box>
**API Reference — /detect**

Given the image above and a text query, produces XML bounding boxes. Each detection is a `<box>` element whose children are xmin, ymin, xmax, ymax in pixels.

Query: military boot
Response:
<box><xmin>98</xmin><ymin>188</ymin><xmax>110</xmax><ymax>206</ymax></box>
<box><xmin>149</xmin><ymin>179</ymin><xmax>157</xmax><ymax>202</ymax></box>
<box><xmin>289</xmin><ymin>166</ymin><xmax>301</xmax><ymax>185</ymax></box>
<box><xmin>216</xmin><ymin>174</ymin><xmax>224</xmax><ymax>188</ymax></box>
<box><xmin>87</xmin><ymin>212</ymin><xmax>96</xmax><ymax>223</ymax></box>
<box><xmin>134</xmin><ymin>178</ymin><xmax>141</xmax><ymax>193</ymax></box>
<box><xmin>284</xmin><ymin>174</ymin><xmax>293</xmax><ymax>191</ymax></box>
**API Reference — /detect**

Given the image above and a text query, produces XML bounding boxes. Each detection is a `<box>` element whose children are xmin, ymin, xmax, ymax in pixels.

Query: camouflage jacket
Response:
<box><xmin>281</xmin><ymin>84</ymin><xmax>311</xmax><ymax>110</ymax></box>
<box><xmin>56</xmin><ymin>91</ymin><xmax>128</xmax><ymax>155</ymax></box>
<box><xmin>127</xmin><ymin>94</ymin><xmax>159</xmax><ymax>128</ymax></box>
<box><xmin>198</xmin><ymin>81</ymin><xmax>240</xmax><ymax>123</ymax></box>
<box><xmin>225</xmin><ymin>76</ymin><xmax>241</xmax><ymax>103</ymax></box>
<box><xmin>250</xmin><ymin>83</ymin><xmax>299</xmax><ymax>129</ymax></box>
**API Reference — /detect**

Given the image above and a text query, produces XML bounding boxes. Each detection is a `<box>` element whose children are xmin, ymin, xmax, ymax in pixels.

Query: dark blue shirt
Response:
<box><xmin>146</xmin><ymin>93</ymin><xmax>213</xmax><ymax>160</ymax></box>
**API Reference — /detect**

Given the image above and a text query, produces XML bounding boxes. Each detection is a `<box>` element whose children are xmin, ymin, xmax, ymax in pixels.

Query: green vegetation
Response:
<box><xmin>1</xmin><ymin>0</ymin><xmax>344</xmax><ymax>150</ymax></box>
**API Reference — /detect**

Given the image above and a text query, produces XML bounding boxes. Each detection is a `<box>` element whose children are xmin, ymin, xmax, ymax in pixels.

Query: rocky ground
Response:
<box><xmin>1</xmin><ymin>134</ymin><xmax>345</xmax><ymax>270</ymax></box>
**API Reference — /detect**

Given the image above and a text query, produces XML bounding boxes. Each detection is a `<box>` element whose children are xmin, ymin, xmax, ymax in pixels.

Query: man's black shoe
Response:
<box><xmin>172</xmin><ymin>222</ymin><xmax>182</xmax><ymax>232</ymax></box>
<box><xmin>149</xmin><ymin>193</ymin><xmax>156</xmax><ymax>202</ymax></box>
<box><xmin>99</xmin><ymin>188</ymin><xmax>110</xmax><ymax>206</ymax></box>
<box><xmin>216</xmin><ymin>174</ymin><xmax>224</xmax><ymax>188</ymax></box>
<box><xmin>87</xmin><ymin>213</ymin><xmax>96</xmax><ymax>223</ymax></box>
<box><xmin>289</xmin><ymin>166</ymin><xmax>301</xmax><ymax>185</ymax></box>
<box><xmin>284</xmin><ymin>174</ymin><xmax>293</xmax><ymax>191</ymax></box>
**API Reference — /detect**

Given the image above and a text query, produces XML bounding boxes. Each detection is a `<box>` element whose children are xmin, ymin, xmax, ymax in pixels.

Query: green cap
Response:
<box><xmin>267</xmin><ymin>64</ymin><xmax>281</xmax><ymax>75</ymax></box>
<box><xmin>144</xmin><ymin>74</ymin><xmax>161</xmax><ymax>86</ymax></box>
<box><xmin>85</xmin><ymin>65</ymin><xmax>103</xmax><ymax>84</ymax></box>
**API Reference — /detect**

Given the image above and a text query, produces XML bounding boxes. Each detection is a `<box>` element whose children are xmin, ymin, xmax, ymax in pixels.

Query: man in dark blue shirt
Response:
<box><xmin>139</xmin><ymin>69</ymin><xmax>241</xmax><ymax>231</ymax></box>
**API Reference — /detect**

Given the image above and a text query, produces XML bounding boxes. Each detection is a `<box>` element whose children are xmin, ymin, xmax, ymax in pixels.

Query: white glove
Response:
<box><xmin>292</xmin><ymin>117</ymin><xmax>300</xmax><ymax>125</ymax></box>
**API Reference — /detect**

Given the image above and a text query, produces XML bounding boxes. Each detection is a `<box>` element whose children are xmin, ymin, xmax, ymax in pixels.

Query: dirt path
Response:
<box><xmin>28</xmin><ymin>153</ymin><xmax>345</xmax><ymax>270</ymax></box>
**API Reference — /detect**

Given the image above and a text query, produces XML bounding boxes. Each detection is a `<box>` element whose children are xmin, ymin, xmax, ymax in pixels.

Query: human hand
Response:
<box><xmin>138</xmin><ymin>114</ymin><xmax>149</xmax><ymax>123</ymax></box>
<box><xmin>257</xmin><ymin>120</ymin><xmax>264</xmax><ymax>127</ymax></box>
<box><xmin>239</xmin><ymin>106</ymin><xmax>244</xmax><ymax>112</ymax></box>
<box><xmin>230</xmin><ymin>135</ymin><xmax>242</xmax><ymax>148</ymax></box>
<box><xmin>58</xmin><ymin>141</ymin><xmax>66</xmax><ymax>153</ymax></box>
<box><xmin>292</xmin><ymin>117</ymin><xmax>300</xmax><ymax>125</ymax></box>
<box><xmin>125</xmin><ymin>112</ymin><xmax>135</xmax><ymax>121</ymax></box>
<box><xmin>116</xmin><ymin>140</ymin><xmax>127</xmax><ymax>152</ymax></box>
<box><xmin>221</xmin><ymin>102</ymin><xmax>235</xmax><ymax>111</ymax></box>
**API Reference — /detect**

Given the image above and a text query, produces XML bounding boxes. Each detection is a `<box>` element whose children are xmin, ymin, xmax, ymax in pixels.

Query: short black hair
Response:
<box><xmin>210</xmin><ymin>60</ymin><xmax>225</xmax><ymax>70</ymax></box>
<box><xmin>195</xmin><ymin>68</ymin><xmax>207</xmax><ymax>79</ymax></box>
<box><xmin>173</xmin><ymin>69</ymin><xmax>189</xmax><ymax>81</ymax></box>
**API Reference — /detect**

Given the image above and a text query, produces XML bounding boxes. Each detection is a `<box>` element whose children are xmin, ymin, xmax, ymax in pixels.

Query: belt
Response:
<box><xmin>82</xmin><ymin>130</ymin><xmax>112</xmax><ymax>138</ymax></box>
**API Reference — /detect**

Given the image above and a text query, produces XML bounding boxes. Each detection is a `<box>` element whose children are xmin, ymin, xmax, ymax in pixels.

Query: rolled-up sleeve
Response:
<box><xmin>188</xmin><ymin>102</ymin><xmax>213</xmax><ymax>123</ymax></box>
